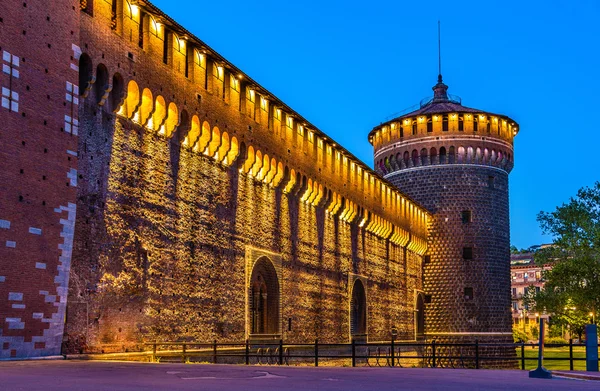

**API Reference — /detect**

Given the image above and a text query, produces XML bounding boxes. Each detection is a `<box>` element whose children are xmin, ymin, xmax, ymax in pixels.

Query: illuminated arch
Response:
<box><xmin>139</xmin><ymin>88</ymin><xmax>153</xmax><ymax>126</ymax></box>
<box><xmin>242</xmin><ymin>146</ymin><xmax>255</xmax><ymax>174</ymax></box>
<box><xmin>184</xmin><ymin>115</ymin><xmax>201</xmax><ymax>148</ymax></box>
<box><xmin>216</xmin><ymin>132</ymin><xmax>230</xmax><ymax>163</ymax></box>
<box><xmin>151</xmin><ymin>95</ymin><xmax>166</xmax><ymax>131</ymax></box>
<box><xmin>224</xmin><ymin>136</ymin><xmax>239</xmax><ymax>166</ymax></box>
<box><xmin>195</xmin><ymin>121</ymin><xmax>211</xmax><ymax>153</ymax></box>
<box><xmin>272</xmin><ymin>162</ymin><xmax>284</xmax><ymax>187</ymax></box>
<box><xmin>251</xmin><ymin>150</ymin><xmax>263</xmax><ymax>176</ymax></box>
<box><xmin>161</xmin><ymin>102</ymin><xmax>179</xmax><ymax>138</ymax></box>
<box><xmin>207</xmin><ymin>126</ymin><xmax>221</xmax><ymax>157</ymax></box>
<box><xmin>122</xmin><ymin>80</ymin><xmax>140</xmax><ymax>119</ymax></box>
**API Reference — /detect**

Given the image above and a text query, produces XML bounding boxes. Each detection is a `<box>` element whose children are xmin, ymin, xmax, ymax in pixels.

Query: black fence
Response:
<box><xmin>144</xmin><ymin>339</ymin><xmax>586</xmax><ymax>370</ymax></box>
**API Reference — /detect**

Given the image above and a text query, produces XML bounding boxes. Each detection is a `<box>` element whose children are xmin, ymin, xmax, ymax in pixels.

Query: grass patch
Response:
<box><xmin>517</xmin><ymin>346</ymin><xmax>586</xmax><ymax>371</ymax></box>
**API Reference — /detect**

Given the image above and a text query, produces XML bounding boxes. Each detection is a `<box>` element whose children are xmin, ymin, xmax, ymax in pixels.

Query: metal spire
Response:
<box><xmin>438</xmin><ymin>20</ymin><xmax>442</xmax><ymax>83</ymax></box>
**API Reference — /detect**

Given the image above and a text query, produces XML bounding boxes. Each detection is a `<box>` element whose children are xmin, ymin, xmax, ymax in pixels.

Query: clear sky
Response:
<box><xmin>152</xmin><ymin>0</ymin><xmax>599</xmax><ymax>249</ymax></box>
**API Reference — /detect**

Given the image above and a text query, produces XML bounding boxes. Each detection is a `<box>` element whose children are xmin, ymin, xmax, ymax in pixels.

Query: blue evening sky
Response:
<box><xmin>152</xmin><ymin>0</ymin><xmax>599</xmax><ymax>249</ymax></box>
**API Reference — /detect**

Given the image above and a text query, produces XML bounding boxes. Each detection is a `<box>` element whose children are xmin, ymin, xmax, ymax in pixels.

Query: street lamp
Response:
<box><xmin>590</xmin><ymin>312</ymin><xmax>595</xmax><ymax>325</ymax></box>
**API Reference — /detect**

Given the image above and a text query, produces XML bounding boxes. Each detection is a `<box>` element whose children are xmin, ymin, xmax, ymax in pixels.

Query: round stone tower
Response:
<box><xmin>369</xmin><ymin>75</ymin><xmax>519</xmax><ymax>350</ymax></box>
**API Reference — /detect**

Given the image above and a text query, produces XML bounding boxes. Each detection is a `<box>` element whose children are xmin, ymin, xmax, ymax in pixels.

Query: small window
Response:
<box><xmin>473</xmin><ymin>118</ymin><xmax>478</xmax><ymax>132</ymax></box>
<box><xmin>461</xmin><ymin>210</ymin><xmax>472</xmax><ymax>224</ymax></box>
<box><xmin>423</xmin><ymin>255</ymin><xmax>431</xmax><ymax>264</ymax></box>
<box><xmin>458</xmin><ymin>117</ymin><xmax>464</xmax><ymax>131</ymax></box>
<box><xmin>464</xmin><ymin>287</ymin><xmax>474</xmax><ymax>300</ymax></box>
<box><xmin>427</xmin><ymin>119</ymin><xmax>433</xmax><ymax>133</ymax></box>
<box><xmin>424</xmin><ymin>295</ymin><xmax>432</xmax><ymax>304</ymax></box>
<box><xmin>442</xmin><ymin>115</ymin><xmax>448</xmax><ymax>131</ymax></box>
<box><xmin>463</xmin><ymin>247</ymin><xmax>473</xmax><ymax>260</ymax></box>
<box><xmin>488</xmin><ymin>175</ymin><xmax>495</xmax><ymax>188</ymax></box>
<box><xmin>399</xmin><ymin>125</ymin><xmax>404</xmax><ymax>138</ymax></box>
<box><xmin>412</xmin><ymin>122</ymin><xmax>417</xmax><ymax>135</ymax></box>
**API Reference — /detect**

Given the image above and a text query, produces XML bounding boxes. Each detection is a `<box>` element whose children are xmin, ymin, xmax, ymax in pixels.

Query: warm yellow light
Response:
<box><xmin>535</xmin><ymin>313</ymin><xmax>539</xmax><ymax>317</ymax></box>
<box><xmin>419</xmin><ymin>116</ymin><xmax>424</xmax><ymax>123</ymax></box>
<box><xmin>466</xmin><ymin>114</ymin><xmax>471</xmax><ymax>119</ymax></box>
<box><xmin>590</xmin><ymin>312</ymin><xmax>594</xmax><ymax>317</ymax></box>
<box><xmin>434</xmin><ymin>115</ymin><xmax>438</xmax><ymax>120</ymax></box>
<box><xmin>451</xmin><ymin>114</ymin><xmax>456</xmax><ymax>119</ymax></box>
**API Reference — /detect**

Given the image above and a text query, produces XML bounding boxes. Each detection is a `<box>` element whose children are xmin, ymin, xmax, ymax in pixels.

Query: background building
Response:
<box><xmin>510</xmin><ymin>249</ymin><xmax>552</xmax><ymax>335</ymax></box>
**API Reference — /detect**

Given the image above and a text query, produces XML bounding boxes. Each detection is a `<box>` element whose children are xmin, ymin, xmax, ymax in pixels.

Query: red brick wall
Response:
<box><xmin>0</xmin><ymin>0</ymin><xmax>80</xmax><ymax>358</ymax></box>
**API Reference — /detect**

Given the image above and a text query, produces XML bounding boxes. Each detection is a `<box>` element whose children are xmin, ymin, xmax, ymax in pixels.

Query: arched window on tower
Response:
<box><xmin>442</xmin><ymin>115</ymin><xmax>449</xmax><ymax>132</ymax></box>
<box><xmin>439</xmin><ymin>147</ymin><xmax>447</xmax><ymax>164</ymax></box>
<box><xmin>403</xmin><ymin>151</ymin><xmax>410</xmax><ymax>166</ymax></box>
<box><xmin>458</xmin><ymin>116</ymin><xmax>464</xmax><ymax>131</ymax></box>
<box><xmin>473</xmin><ymin>116</ymin><xmax>478</xmax><ymax>132</ymax></box>
<box><xmin>411</xmin><ymin>149</ymin><xmax>419</xmax><ymax>166</ymax></box>
<box><xmin>420</xmin><ymin>148</ymin><xmax>428</xmax><ymax>165</ymax></box>
<box><xmin>399</xmin><ymin>125</ymin><xmax>404</xmax><ymax>138</ymax></box>
<box><xmin>430</xmin><ymin>147</ymin><xmax>437</xmax><ymax>164</ymax></box>
<box><xmin>427</xmin><ymin>118</ymin><xmax>433</xmax><ymax>133</ymax></box>
<box><xmin>412</xmin><ymin>121</ymin><xmax>417</xmax><ymax>135</ymax></box>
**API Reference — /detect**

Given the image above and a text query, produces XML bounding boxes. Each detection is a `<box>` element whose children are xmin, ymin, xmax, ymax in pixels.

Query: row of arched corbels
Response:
<box><xmin>77</xmin><ymin>56</ymin><xmax>429</xmax><ymax>253</ymax></box>
<box><xmin>376</xmin><ymin>145</ymin><xmax>514</xmax><ymax>176</ymax></box>
<box><xmin>239</xmin><ymin>150</ymin><xmax>425</xmax><ymax>254</ymax></box>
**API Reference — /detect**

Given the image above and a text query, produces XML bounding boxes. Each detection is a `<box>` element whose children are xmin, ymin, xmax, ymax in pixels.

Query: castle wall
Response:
<box><xmin>64</xmin><ymin>0</ymin><xmax>426</xmax><ymax>351</ymax></box>
<box><xmin>0</xmin><ymin>0</ymin><xmax>81</xmax><ymax>358</ymax></box>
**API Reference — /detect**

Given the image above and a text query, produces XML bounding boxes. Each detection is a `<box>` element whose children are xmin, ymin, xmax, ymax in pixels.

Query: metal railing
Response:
<box><xmin>143</xmin><ymin>339</ymin><xmax>586</xmax><ymax>369</ymax></box>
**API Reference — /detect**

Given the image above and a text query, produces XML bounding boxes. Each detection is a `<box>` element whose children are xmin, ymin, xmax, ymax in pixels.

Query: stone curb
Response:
<box><xmin>554</xmin><ymin>371</ymin><xmax>600</xmax><ymax>381</ymax></box>
<box><xmin>0</xmin><ymin>355</ymin><xmax>64</xmax><ymax>362</ymax></box>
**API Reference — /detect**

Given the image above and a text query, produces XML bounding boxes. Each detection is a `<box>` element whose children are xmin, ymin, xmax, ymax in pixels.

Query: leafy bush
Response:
<box><xmin>513</xmin><ymin>327</ymin><xmax>531</xmax><ymax>343</ymax></box>
<box><xmin>544</xmin><ymin>337</ymin><xmax>568</xmax><ymax>345</ymax></box>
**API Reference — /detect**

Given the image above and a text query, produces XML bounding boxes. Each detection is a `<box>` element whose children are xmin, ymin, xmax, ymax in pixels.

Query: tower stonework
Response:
<box><xmin>370</xmin><ymin>77</ymin><xmax>518</xmax><ymax>358</ymax></box>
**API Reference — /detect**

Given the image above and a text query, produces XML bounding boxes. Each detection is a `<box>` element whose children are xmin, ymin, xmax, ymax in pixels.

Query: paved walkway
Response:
<box><xmin>0</xmin><ymin>361</ymin><xmax>597</xmax><ymax>390</ymax></box>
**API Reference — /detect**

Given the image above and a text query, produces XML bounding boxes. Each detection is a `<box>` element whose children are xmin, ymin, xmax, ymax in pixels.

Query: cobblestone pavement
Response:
<box><xmin>0</xmin><ymin>360</ymin><xmax>597</xmax><ymax>390</ymax></box>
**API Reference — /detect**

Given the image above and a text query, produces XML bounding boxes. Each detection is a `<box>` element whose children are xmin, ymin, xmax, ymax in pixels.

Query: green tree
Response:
<box><xmin>527</xmin><ymin>182</ymin><xmax>600</xmax><ymax>340</ymax></box>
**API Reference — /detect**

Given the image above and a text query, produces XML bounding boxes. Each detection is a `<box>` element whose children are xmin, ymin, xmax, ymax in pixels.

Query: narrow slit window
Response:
<box><xmin>464</xmin><ymin>287</ymin><xmax>474</xmax><ymax>300</ymax></box>
<box><xmin>463</xmin><ymin>247</ymin><xmax>473</xmax><ymax>260</ymax></box>
<box><xmin>461</xmin><ymin>210</ymin><xmax>472</xmax><ymax>224</ymax></box>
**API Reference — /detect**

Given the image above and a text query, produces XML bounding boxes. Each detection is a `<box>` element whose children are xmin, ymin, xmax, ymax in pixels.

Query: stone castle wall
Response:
<box><xmin>63</xmin><ymin>0</ymin><xmax>427</xmax><ymax>352</ymax></box>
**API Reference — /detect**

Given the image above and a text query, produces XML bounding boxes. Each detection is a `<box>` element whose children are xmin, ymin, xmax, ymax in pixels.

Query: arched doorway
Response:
<box><xmin>416</xmin><ymin>293</ymin><xmax>425</xmax><ymax>338</ymax></box>
<box><xmin>249</xmin><ymin>257</ymin><xmax>280</xmax><ymax>336</ymax></box>
<box><xmin>350</xmin><ymin>279</ymin><xmax>367</xmax><ymax>339</ymax></box>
